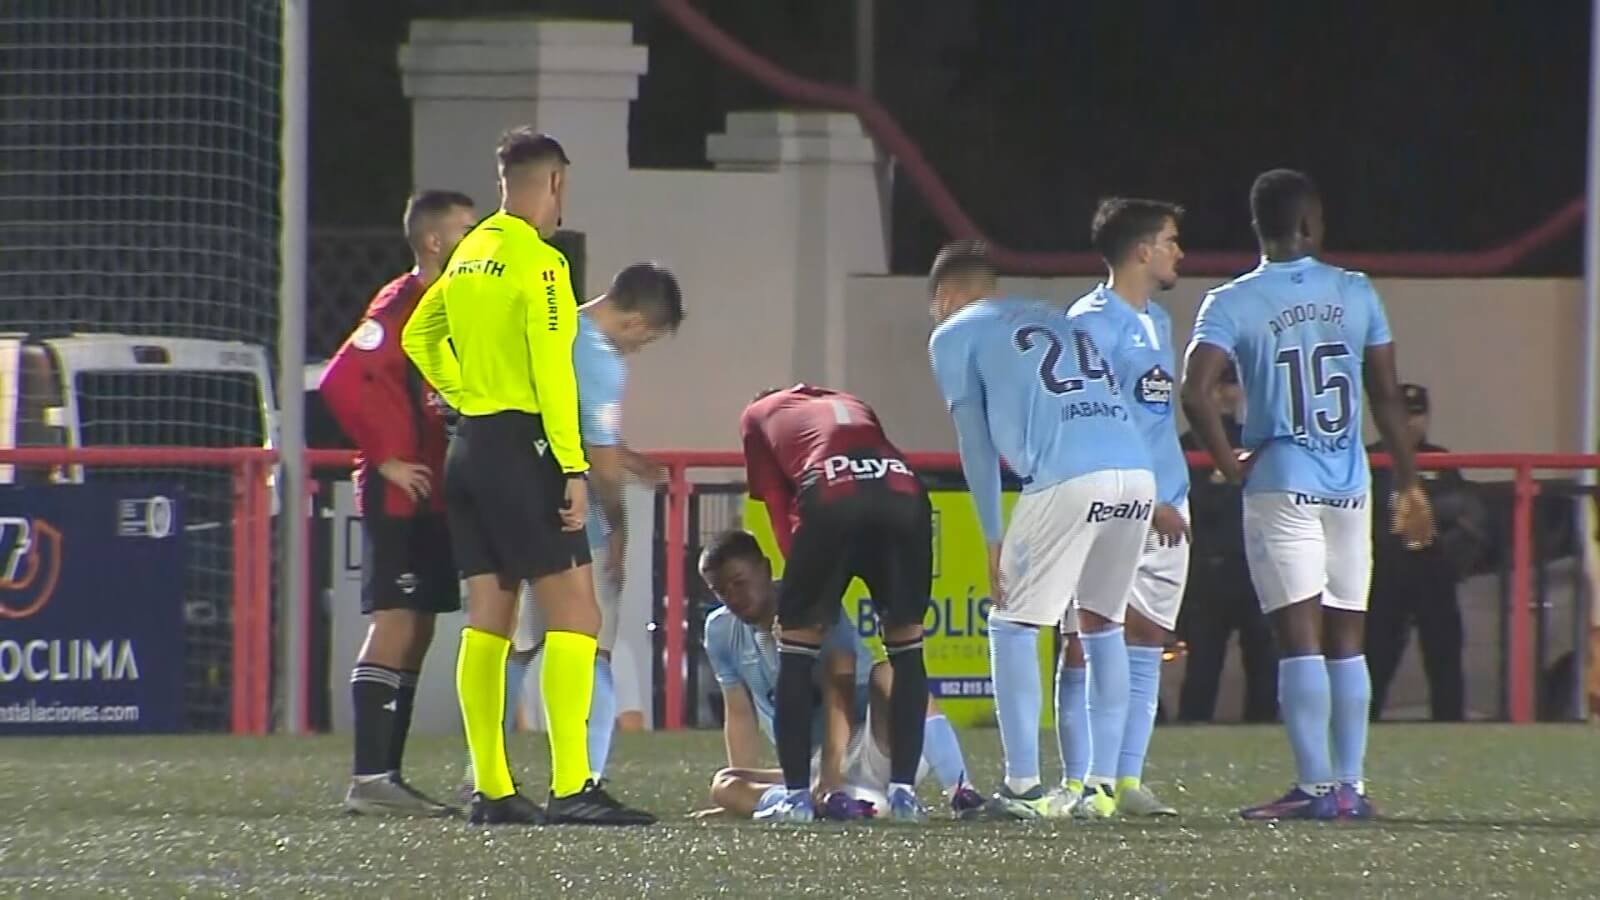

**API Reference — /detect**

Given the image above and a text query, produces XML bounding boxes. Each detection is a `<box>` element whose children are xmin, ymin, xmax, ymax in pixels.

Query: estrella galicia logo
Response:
<box><xmin>1136</xmin><ymin>366</ymin><xmax>1175</xmax><ymax>413</ymax></box>
<box><xmin>0</xmin><ymin>516</ymin><xmax>64</xmax><ymax>620</ymax></box>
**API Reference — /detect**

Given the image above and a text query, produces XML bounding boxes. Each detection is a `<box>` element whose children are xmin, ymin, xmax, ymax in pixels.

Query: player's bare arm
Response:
<box><xmin>620</xmin><ymin>446</ymin><xmax>667</xmax><ymax>484</ymax></box>
<box><xmin>1182</xmin><ymin>343</ymin><xmax>1249</xmax><ymax>485</ymax></box>
<box><xmin>720</xmin><ymin>685</ymin><xmax>764</xmax><ymax>769</ymax></box>
<box><xmin>1363</xmin><ymin>343</ymin><xmax>1436</xmax><ymax>549</ymax></box>
<box><xmin>587</xmin><ymin>443</ymin><xmax>629</xmax><ymax>582</ymax></box>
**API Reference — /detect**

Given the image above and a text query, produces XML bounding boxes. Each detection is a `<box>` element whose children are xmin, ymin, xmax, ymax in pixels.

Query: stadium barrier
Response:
<box><xmin>645</xmin><ymin>450</ymin><xmax>1600</xmax><ymax>729</ymax></box>
<box><xmin>5</xmin><ymin>447</ymin><xmax>1595</xmax><ymax>733</ymax></box>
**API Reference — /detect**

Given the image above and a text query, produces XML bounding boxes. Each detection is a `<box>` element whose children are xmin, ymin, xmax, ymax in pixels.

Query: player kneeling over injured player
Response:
<box><xmin>694</xmin><ymin>530</ymin><xmax>985</xmax><ymax>821</ymax></box>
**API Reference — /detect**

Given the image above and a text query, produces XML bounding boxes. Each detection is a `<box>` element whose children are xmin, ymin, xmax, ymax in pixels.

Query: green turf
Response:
<box><xmin>1</xmin><ymin>725</ymin><xmax>1596</xmax><ymax>898</ymax></box>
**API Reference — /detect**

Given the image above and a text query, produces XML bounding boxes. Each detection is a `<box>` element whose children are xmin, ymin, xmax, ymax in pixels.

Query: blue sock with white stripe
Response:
<box><xmin>1117</xmin><ymin>645</ymin><xmax>1165</xmax><ymax>783</ymax></box>
<box><xmin>587</xmin><ymin>655</ymin><xmax>617</xmax><ymax>779</ymax></box>
<box><xmin>921</xmin><ymin>713</ymin><xmax>970</xmax><ymax>791</ymax></box>
<box><xmin>988</xmin><ymin>617</ymin><xmax>1042</xmax><ymax>792</ymax></box>
<box><xmin>1326</xmin><ymin>655</ymin><xmax>1371</xmax><ymax>790</ymax></box>
<box><xmin>1279</xmin><ymin>654</ymin><xmax>1334</xmax><ymax>790</ymax></box>
<box><xmin>1054</xmin><ymin>662</ymin><xmax>1089</xmax><ymax>786</ymax></box>
<box><xmin>1080</xmin><ymin>626</ymin><xmax>1130</xmax><ymax>786</ymax></box>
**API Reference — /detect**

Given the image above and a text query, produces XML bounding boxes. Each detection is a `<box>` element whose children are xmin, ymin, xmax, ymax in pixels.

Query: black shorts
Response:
<box><xmin>361</xmin><ymin>513</ymin><xmax>460</xmax><ymax>615</ymax></box>
<box><xmin>444</xmin><ymin>411</ymin><xmax>591</xmax><ymax>583</ymax></box>
<box><xmin>778</xmin><ymin>478</ymin><xmax>933</xmax><ymax>631</ymax></box>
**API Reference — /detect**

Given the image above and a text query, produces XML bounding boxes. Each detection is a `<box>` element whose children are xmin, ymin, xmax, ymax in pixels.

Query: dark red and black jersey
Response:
<box><xmin>318</xmin><ymin>271</ymin><xmax>450</xmax><ymax>518</ymax></box>
<box><xmin>739</xmin><ymin>384</ymin><xmax>918</xmax><ymax>556</ymax></box>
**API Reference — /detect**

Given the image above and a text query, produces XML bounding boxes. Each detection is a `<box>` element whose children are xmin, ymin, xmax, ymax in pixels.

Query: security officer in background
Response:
<box><xmin>1176</xmin><ymin>362</ymin><xmax>1279</xmax><ymax>723</ymax></box>
<box><xmin>1366</xmin><ymin>384</ymin><xmax>1486</xmax><ymax>721</ymax></box>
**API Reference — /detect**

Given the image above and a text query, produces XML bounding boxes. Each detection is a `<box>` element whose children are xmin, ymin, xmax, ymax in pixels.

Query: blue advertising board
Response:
<box><xmin>0</xmin><ymin>484</ymin><xmax>186</xmax><ymax>734</ymax></box>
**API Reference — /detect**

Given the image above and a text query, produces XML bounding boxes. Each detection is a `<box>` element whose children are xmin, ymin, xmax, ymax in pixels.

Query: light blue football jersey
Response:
<box><xmin>574</xmin><ymin>312</ymin><xmax>625</xmax><ymax>547</ymax></box>
<box><xmin>1067</xmin><ymin>285</ymin><xmax>1189</xmax><ymax>508</ymax></box>
<box><xmin>929</xmin><ymin>297</ymin><xmax>1151</xmax><ymax>496</ymax></box>
<box><xmin>1189</xmin><ymin>257</ymin><xmax>1392</xmax><ymax>497</ymax></box>
<box><xmin>702</xmin><ymin>603</ymin><xmax>873</xmax><ymax>747</ymax></box>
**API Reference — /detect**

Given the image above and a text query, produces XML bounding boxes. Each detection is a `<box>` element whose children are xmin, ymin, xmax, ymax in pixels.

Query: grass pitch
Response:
<box><xmin>2</xmin><ymin>725</ymin><xmax>1597</xmax><ymax>898</ymax></box>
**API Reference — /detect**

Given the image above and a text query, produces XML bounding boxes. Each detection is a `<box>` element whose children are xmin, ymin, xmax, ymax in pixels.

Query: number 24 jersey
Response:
<box><xmin>929</xmin><ymin>297</ymin><xmax>1151</xmax><ymax>494</ymax></box>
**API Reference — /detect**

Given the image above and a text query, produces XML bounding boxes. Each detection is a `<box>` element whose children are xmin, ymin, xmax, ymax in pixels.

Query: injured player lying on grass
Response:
<box><xmin>691</xmin><ymin>529</ymin><xmax>985</xmax><ymax>821</ymax></box>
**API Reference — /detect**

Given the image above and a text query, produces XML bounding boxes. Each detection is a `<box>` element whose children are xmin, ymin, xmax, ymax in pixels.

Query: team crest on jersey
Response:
<box><xmin>351</xmin><ymin>319</ymin><xmax>384</xmax><ymax>351</ymax></box>
<box><xmin>1136</xmin><ymin>366</ymin><xmax>1174</xmax><ymax>412</ymax></box>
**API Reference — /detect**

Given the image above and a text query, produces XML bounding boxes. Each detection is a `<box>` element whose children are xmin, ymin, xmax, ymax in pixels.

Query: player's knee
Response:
<box><xmin>881</xmin><ymin>621</ymin><xmax>923</xmax><ymax>647</ymax></box>
<box><xmin>1059</xmin><ymin>631</ymin><xmax>1086</xmax><ymax>666</ymax></box>
<box><xmin>1124</xmin><ymin>608</ymin><xmax>1171</xmax><ymax>647</ymax></box>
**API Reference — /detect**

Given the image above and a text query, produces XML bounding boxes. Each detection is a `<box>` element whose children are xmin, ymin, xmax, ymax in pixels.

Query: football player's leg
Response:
<box><xmin>1054</xmin><ymin>626</ymin><xmax>1088</xmax><ymax>800</ymax></box>
<box><xmin>709</xmin><ymin>768</ymin><xmax>787</xmax><ymax>817</ymax></box>
<box><xmin>588</xmin><ymin>539</ymin><xmax>622</xmax><ymax>779</ymax></box>
<box><xmin>1117</xmin><ymin>516</ymin><xmax>1187</xmax><ymax>817</ymax></box>
<box><xmin>862</xmin><ymin>492</ymin><xmax>934</xmax><ymax>818</ymax></box>
<box><xmin>1322</xmin><ymin>497</ymin><xmax>1376</xmax><ymax>817</ymax></box>
<box><xmin>1240</xmin><ymin>493</ymin><xmax>1337</xmax><ymax>821</ymax></box>
<box><xmin>1072</xmin><ymin>471</ymin><xmax>1151</xmax><ymax>819</ymax></box>
<box><xmin>989</xmin><ymin>482</ymin><xmax>1085</xmax><ymax>818</ymax></box>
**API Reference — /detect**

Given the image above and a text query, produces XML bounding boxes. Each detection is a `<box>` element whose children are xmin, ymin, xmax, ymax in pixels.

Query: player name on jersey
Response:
<box><xmin>1267</xmin><ymin>302</ymin><xmax>1346</xmax><ymax>337</ymax></box>
<box><xmin>1061</xmin><ymin>400</ymin><xmax>1130</xmax><ymax>423</ymax></box>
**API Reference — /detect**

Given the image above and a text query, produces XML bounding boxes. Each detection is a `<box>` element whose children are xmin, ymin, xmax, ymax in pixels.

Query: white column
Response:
<box><xmin>706</xmin><ymin>111</ymin><xmax>887</xmax><ymax>388</ymax></box>
<box><xmin>398</xmin><ymin>19</ymin><xmax>648</xmax><ymax>215</ymax></box>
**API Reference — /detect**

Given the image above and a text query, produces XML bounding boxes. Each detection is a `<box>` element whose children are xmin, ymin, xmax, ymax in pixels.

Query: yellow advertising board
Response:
<box><xmin>742</xmin><ymin>490</ymin><xmax>1056</xmax><ymax>727</ymax></box>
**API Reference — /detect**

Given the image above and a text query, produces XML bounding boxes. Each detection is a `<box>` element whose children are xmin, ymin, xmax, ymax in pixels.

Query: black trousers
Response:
<box><xmin>1177</xmin><ymin>554</ymin><xmax>1279</xmax><ymax>723</ymax></box>
<box><xmin>1366</xmin><ymin>554</ymin><xmax>1465</xmax><ymax>721</ymax></box>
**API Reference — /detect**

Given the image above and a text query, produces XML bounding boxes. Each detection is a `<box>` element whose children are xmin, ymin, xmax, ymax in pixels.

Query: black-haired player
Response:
<box><xmin>321</xmin><ymin>189</ymin><xmax>475</xmax><ymax>816</ymax></box>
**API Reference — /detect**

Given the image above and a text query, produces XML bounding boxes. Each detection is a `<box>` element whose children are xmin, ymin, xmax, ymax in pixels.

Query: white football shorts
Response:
<box><xmin>1062</xmin><ymin>498</ymin><xmax>1190</xmax><ymax>634</ymax></box>
<box><xmin>513</xmin><ymin>540</ymin><xmax>621</xmax><ymax>653</ymax></box>
<box><xmin>1242</xmin><ymin>491</ymin><xmax>1373</xmax><ymax>614</ymax></box>
<box><xmin>993</xmin><ymin>468</ymin><xmax>1155</xmax><ymax>629</ymax></box>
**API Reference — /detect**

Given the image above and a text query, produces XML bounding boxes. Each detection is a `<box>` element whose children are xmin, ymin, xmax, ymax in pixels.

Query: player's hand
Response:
<box><xmin>1391</xmin><ymin>483</ymin><xmax>1436</xmax><ymax>550</ymax></box>
<box><xmin>605</xmin><ymin>527</ymin><xmax>627</xmax><ymax>592</ymax></box>
<box><xmin>561</xmin><ymin>476</ymin><xmax>588</xmax><ymax>532</ymax></box>
<box><xmin>987</xmin><ymin>543</ymin><xmax>1005</xmax><ymax>609</ymax></box>
<box><xmin>1151</xmin><ymin>504</ymin><xmax>1190</xmax><ymax>548</ymax></box>
<box><xmin>377</xmin><ymin>458</ymin><xmax>431</xmax><ymax>502</ymax></box>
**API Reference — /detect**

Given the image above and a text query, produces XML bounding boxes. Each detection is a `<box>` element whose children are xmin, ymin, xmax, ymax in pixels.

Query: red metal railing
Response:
<box><xmin>655</xmin><ymin>0</ymin><xmax>1586</xmax><ymax>277</ymax></box>
<box><xmin>649</xmin><ymin>450</ymin><xmax>1600</xmax><ymax>728</ymax></box>
<box><xmin>5</xmin><ymin>446</ymin><xmax>1592</xmax><ymax>732</ymax></box>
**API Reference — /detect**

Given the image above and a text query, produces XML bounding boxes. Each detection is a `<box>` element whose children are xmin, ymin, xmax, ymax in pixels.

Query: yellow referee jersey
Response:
<box><xmin>401</xmin><ymin>210</ymin><xmax>588</xmax><ymax>475</ymax></box>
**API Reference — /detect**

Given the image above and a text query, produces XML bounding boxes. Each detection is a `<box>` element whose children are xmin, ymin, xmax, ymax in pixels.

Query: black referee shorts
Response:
<box><xmin>444</xmin><ymin>411</ymin><xmax>591</xmax><ymax>584</ymax></box>
<box><xmin>778</xmin><ymin>477</ymin><xmax>933</xmax><ymax>632</ymax></box>
<box><xmin>360</xmin><ymin>512</ymin><xmax>460</xmax><ymax>615</ymax></box>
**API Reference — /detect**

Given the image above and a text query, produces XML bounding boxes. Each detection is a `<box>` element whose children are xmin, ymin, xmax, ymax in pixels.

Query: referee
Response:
<box><xmin>402</xmin><ymin>128</ymin><xmax>654</xmax><ymax>826</ymax></box>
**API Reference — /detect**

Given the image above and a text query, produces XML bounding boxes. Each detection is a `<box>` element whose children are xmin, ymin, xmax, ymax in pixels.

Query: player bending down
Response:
<box><xmin>1058</xmin><ymin>198</ymin><xmax>1190</xmax><ymax>818</ymax></box>
<box><xmin>695</xmin><ymin>530</ymin><xmax>984</xmax><ymax>820</ymax></box>
<box><xmin>322</xmin><ymin>189</ymin><xmax>476</xmax><ymax>817</ymax></box>
<box><xmin>1181</xmin><ymin>169</ymin><xmax>1433</xmax><ymax>821</ymax></box>
<box><xmin>739</xmin><ymin>385</ymin><xmax>934</xmax><ymax>823</ymax></box>
<box><xmin>402</xmin><ymin>128</ymin><xmax>652</xmax><ymax>826</ymax></box>
<box><xmin>928</xmin><ymin>241</ymin><xmax>1153</xmax><ymax>821</ymax></box>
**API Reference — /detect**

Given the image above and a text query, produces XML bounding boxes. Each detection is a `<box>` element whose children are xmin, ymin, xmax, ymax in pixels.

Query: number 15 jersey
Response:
<box><xmin>1189</xmin><ymin>257</ymin><xmax>1392</xmax><ymax>498</ymax></box>
<box><xmin>929</xmin><ymin>297</ymin><xmax>1151</xmax><ymax>495</ymax></box>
